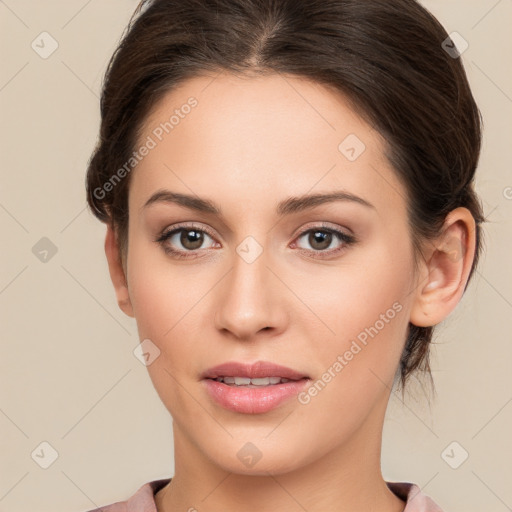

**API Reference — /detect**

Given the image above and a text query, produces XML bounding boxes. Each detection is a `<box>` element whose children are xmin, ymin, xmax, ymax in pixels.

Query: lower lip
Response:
<box><xmin>202</xmin><ymin>378</ymin><xmax>310</xmax><ymax>414</ymax></box>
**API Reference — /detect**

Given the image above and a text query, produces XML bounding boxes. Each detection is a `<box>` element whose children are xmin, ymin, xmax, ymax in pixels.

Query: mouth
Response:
<box><xmin>200</xmin><ymin>360</ymin><xmax>309</xmax><ymax>382</ymax></box>
<box><xmin>200</xmin><ymin>361</ymin><xmax>311</xmax><ymax>414</ymax></box>
<box><xmin>209</xmin><ymin>376</ymin><xmax>299</xmax><ymax>387</ymax></box>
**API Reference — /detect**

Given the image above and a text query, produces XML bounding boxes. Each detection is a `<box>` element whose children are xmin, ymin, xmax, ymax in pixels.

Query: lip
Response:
<box><xmin>200</xmin><ymin>360</ymin><xmax>309</xmax><ymax>381</ymax></box>
<box><xmin>201</xmin><ymin>360</ymin><xmax>310</xmax><ymax>414</ymax></box>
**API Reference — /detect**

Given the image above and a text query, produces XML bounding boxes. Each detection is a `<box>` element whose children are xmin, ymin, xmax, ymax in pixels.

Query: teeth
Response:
<box><xmin>233</xmin><ymin>376</ymin><xmax>250</xmax><ymax>385</ymax></box>
<box><xmin>215</xmin><ymin>376</ymin><xmax>293</xmax><ymax>386</ymax></box>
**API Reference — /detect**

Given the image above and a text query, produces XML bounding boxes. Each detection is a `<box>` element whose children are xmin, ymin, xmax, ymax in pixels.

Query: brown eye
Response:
<box><xmin>307</xmin><ymin>230</ymin><xmax>333</xmax><ymax>251</ymax></box>
<box><xmin>296</xmin><ymin>229</ymin><xmax>346</xmax><ymax>252</ymax></box>
<box><xmin>179</xmin><ymin>229</ymin><xmax>204</xmax><ymax>250</ymax></box>
<box><xmin>294</xmin><ymin>226</ymin><xmax>357</xmax><ymax>259</ymax></box>
<box><xmin>156</xmin><ymin>223</ymin><xmax>218</xmax><ymax>258</ymax></box>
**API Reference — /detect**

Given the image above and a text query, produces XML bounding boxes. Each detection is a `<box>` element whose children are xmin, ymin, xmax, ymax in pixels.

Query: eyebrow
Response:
<box><xmin>141</xmin><ymin>189</ymin><xmax>375</xmax><ymax>216</ymax></box>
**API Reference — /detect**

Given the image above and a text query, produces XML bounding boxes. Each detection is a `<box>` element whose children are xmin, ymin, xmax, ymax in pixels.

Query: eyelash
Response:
<box><xmin>155</xmin><ymin>222</ymin><xmax>357</xmax><ymax>260</ymax></box>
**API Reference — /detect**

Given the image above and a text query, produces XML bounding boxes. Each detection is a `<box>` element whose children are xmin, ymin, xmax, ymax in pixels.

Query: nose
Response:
<box><xmin>214</xmin><ymin>244</ymin><xmax>287</xmax><ymax>341</ymax></box>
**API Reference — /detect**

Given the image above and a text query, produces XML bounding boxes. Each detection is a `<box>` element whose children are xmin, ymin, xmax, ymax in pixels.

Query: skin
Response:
<box><xmin>104</xmin><ymin>71</ymin><xmax>476</xmax><ymax>512</ymax></box>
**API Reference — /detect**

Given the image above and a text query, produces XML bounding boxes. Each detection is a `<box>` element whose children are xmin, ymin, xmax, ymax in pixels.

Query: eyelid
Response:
<box><xmin>160</xmin><ymin>222</ymin><xmax>218</xmax><ymax>241</ymax></box>
<box><xmin>291</xmin><ymin>223</ymin><xmax>356</xmax><ymax>257</ymax></box>
<box><xmin>292</xmin><ymin>220</ymin><xmax>353</xmax><ymax>238</ymax></box>
<box><xmin>156</xmin><ymin>220</ymin><xmax>356</xmax><ymax>259</ymax></box>
<box><xmin>158</xmin><ymin>221</ymin><xmax>351</xmax><ymax>243</ymax></box>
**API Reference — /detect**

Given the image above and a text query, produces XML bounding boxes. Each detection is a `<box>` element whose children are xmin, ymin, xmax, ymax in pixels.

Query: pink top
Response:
<box><xmin>83</xmin><ymin>478</ymin><xmax>444</xmax><ymax>511</ymax></box>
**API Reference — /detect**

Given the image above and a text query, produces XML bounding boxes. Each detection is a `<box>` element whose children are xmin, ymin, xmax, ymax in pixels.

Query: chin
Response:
<box><xmin>204</xmin><ymin>439</ymin><xmax>312</xmax><ymax>477</ymax></box>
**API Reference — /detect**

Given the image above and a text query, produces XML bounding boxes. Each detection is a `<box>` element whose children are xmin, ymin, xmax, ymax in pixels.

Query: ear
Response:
<box><xmin>410</xmin><ymin>207</ymin><xmax>477</xmax><ymax>327</ymax></box>
<box><xmin>104</xmin><ymin>224</ymin><xmax>134</xmax><ymax>318</ymax></box>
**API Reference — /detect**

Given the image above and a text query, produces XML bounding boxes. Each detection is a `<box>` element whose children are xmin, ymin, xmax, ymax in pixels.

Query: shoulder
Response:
<box><xmin>80</xmin><ymin>478</ymin><xmax>171</xmax><ymax>512</ymax></box>
<box><xmin>386</xmin><ymin>481</ymin><xmax>445</xmax><ymax>512</ymax></box>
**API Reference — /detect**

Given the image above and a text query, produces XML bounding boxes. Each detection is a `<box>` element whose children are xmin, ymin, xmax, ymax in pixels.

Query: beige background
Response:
<box><xmin>1</xmin><ymin>1</ymin><xmax>511</xmax><ymax>511</ymax></box>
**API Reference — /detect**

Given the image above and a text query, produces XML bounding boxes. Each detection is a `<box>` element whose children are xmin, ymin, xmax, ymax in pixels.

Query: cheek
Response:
<box><xmin>289</xmin><ymin>258</ymin><xmax>411</xmax><ymax>448</ymax></box>
<box><xmin>126</xmin><ymin>235</ymin><xmax>200</xmax><ymax>338</ymax></box>
<box><xmin>126</xmin><ymin>253</ymin><xmax>207</xmax><ymax>417</ymax></box>
<box><xmin>308</xmin><ymin>239</ymin><xmax>410</xmax><ymax>333</ymax></box>
<box><xmin>296</xmin><ymin>237</ymin><xmax>413</xmax><ymax>390</ymax></box>
<box><xmin>126</xmin><ymin>242</ymin><xmax>216</xmax><ymax>392</ymax></box>
<box><xmin>128</xmin><ymin>270</ymin><xmax>174</xmax><ymax>340</ymax></box>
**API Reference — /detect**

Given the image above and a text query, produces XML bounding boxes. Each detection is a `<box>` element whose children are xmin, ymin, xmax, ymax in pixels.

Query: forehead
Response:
<box><xmin>131</xmin><ymin>72</ymin><xmax>406</xmax><ymax>217</ymax></box>
<box><xmin>138</xmin><ymin>71</ymin><xmax>375</xmax><ymax>154</ymax></box>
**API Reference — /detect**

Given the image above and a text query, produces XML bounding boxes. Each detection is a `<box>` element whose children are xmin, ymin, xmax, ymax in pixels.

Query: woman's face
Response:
<box><xmin>121</xmin><ymin>71</ymin><xmax>421</xmax><ymax>474</ymax></box>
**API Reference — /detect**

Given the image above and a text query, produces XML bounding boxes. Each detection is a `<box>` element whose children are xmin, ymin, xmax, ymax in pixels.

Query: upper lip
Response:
<box><xmin>200</xmin><ymin>361</ymin><xmax>309</xmax><ymax>381</ymax></box>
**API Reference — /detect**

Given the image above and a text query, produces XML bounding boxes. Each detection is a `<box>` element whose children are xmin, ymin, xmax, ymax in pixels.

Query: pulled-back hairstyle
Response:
<box><xmin>85</xmin><ymin>0</ymin><xmax>486</xmax><ymax>394</ymax></box>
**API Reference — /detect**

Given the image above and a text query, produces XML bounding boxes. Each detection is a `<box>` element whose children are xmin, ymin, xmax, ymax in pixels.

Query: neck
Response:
<box><xmin>156</xmin><ymin>393</ymin><xmax>405</xmax><ymax>512</ymax></box>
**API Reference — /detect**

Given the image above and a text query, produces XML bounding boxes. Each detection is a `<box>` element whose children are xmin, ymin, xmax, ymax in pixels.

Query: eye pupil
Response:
<box><xmin>309</xmin><ymin>230</ymin><xmax>332</xmax><ymax>250</ymax></box>
<box><xmin>181</xmin><ymin>230</ymin><xmax>203</xmax><ymax>250</ymax></box>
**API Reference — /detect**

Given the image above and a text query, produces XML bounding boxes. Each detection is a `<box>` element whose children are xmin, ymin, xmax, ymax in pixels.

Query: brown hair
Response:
<box><xmin>85</xmin><ymin>0</ymin><xmax>486</xmax><ymax>394</ymax></box>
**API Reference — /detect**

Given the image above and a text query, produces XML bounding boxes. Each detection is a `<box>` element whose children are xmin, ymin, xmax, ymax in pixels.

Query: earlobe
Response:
<box><xmin>104</xmin><ymin>224</ymin><xmax>135</xmax><ymax>318</ymax></box>
<box><xmin>410</xmin><ymin>207</ymin><xmax>476</xmax><ymax>327</ymax></box>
